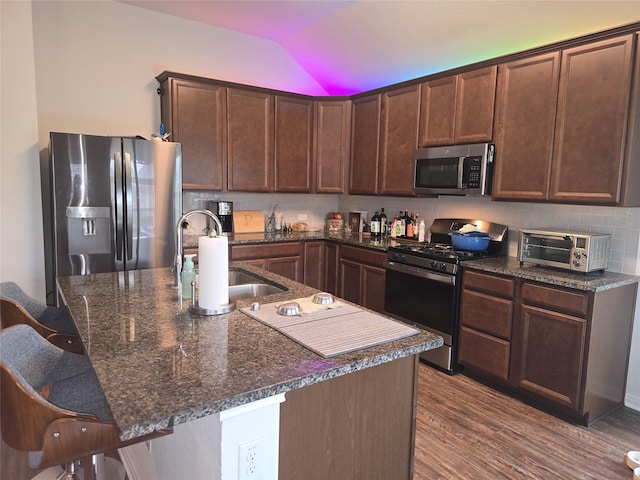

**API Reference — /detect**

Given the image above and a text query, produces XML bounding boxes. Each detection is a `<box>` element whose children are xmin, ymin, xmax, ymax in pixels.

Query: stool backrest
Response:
<box><xmin>1</xmin><ymin>297</ymin><xmax>56</xmax><ymax>338</ymax></box>
<box><xmin>0</xmin><ymin>325</ymin><xmax>80</xmax><ymax>452</ymax></box>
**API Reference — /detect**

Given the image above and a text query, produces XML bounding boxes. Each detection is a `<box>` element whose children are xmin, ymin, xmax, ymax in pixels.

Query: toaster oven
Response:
<box><xmin>518</xmin><ymin>229</ymin><xmax>611</xmax><ymax>273</ymax></box>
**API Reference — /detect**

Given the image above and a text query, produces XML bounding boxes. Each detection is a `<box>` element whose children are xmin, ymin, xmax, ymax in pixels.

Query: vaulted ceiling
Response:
<box><xmin>121</xmin><ymin>1</ymin><xmax>640</xmax><ymax>95</ymax></box>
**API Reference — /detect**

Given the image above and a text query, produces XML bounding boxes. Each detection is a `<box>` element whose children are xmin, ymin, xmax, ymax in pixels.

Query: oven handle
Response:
<box><xmin>384</xmin><ymin>261</ymin><xmax>456</xmax><ymax>286</ymax></box>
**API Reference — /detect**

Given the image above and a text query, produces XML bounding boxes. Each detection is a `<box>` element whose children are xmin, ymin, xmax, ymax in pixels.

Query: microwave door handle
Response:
<box><xmin>458</xmin><ymin>156</ymin><xmax>465</xmax><ymax>188</ymax></box>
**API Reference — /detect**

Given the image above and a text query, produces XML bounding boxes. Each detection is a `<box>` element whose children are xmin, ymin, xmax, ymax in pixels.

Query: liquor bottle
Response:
<box><xmin>407</xmin><ymin>212</ymin><xmax>415</xmax><ymax>238</ymax></box>
<box><xmin>380</xmin><ymin>208</ymin><xmax>387</xmax><ymax>236</ymax></box>
<box><xmin>413</xmin><ymin>214</ymin><xmax>420</xmax><ymax>239</ymax></box>
<box><xmin>370</xmin><ymin>211</ymin><xmax>381</xmax><ymax>237</ymax></box>
<box><xmin>398</xmin><ymin>211</ymin><xmax>405</xmax><ymax>238</ymax></box>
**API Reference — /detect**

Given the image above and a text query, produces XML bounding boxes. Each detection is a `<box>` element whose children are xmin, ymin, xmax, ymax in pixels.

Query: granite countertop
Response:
<box><xmin>56</xmin><ymin>263</ymin><xmax>442</xmax><ymax>441</ymax></box>
<box><xmin>193</xmin><ymin>231</ymin><xmax>640</xmax><ymax>292</ymax></box>
<box><xmin>184</xmin><ymin>229</ymin><xmax>415</xmax><ymax>252</ymax></box>
<box><xmin>463</xmin><ymin>256</ymin><xmax>640</xmax><ymax>292</ymax></box>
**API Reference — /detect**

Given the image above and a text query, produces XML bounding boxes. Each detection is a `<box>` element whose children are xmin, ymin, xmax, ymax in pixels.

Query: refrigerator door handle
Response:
<box><xmin>124</xmin><ymin>152</ymin><xmax>134</xmax><ymax>261</ymax></box>
<box><xmin>114</xmin><ymin>151</ymin><xmax>124</xmax><ymax>262</ymax></box>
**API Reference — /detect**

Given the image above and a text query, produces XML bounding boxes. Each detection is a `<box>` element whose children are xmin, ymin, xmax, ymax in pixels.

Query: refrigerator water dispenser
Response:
<box><xmin>66</xmin><ymin>206</ymin><xmax>111</xmax><ymax>255</ymax></box>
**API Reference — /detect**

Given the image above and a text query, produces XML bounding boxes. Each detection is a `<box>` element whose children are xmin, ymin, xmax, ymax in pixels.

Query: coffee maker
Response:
<box><xmin>207</xmin><ymin>201</ymin><xmax>234</xmax><ymax>236</ymax></box>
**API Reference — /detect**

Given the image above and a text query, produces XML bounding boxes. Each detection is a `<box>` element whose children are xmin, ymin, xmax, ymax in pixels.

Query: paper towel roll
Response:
<box><xmin>198</xmin><ymin>235</ymin><xmax>229</xmax><ymax>310</ymax></box>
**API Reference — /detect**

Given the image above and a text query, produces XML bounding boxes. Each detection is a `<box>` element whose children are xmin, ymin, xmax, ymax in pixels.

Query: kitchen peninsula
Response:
<box><xmin>56</xmin><ymin>262</ymin><xmax>442</xmax><ymax>479</ymax></box>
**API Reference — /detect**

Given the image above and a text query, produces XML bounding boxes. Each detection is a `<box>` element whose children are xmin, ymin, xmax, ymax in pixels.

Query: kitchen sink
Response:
<box><xmin>227</xmin><ymin>269</ymin><xmax>287</xmax><ymax>300</ymax></box>
<box><xmin>229</xmin><ymin>283</ymin><xmax>286</xmax><ymax>301</ymax></box>
<box><xmin>228</xmin><ymin>269</ymin><xmax>266</xmax><ymax>286</ymax></box>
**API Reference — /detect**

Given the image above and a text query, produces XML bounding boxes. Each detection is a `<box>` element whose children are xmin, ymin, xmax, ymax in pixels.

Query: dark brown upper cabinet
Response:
<box><xmin>379</xmin><ymin>85</ymin><xmax>421</xmax><ymax>196</ymax></box>
<box><xmin>314</xmin><ymin>100</ymin><xmax>351</xmax><ymax>193</ymax></box>
<box><xmin>549</xmin><ymin>35</ymin><xmax>634</xmax><ymax>204</ymax></box>
<box><xmin>274</xmin><ymin>96</ymin><xmax>314</xmax><ymax>192</ymax></box>
<box><xmin>492</xmin><ymin>53</ymin><xmax>560</xmax><ymax>200</ymax></box>
<box><xmin>493</xmin><ymin>34</ymin><xmax>636</xmax><ymax>205</ymax></box>
<box><xmin>156</xmin><ymin>22</ymin><xmax>640</xmax><ymax>206</ymax></box>
<box><xmin>349</xmin><ymin>94</ymin><xmax>381</xmax><ymax>195</ymax></box>
<box><xmin>227</xmin><ymin>88</ymin><xmax>274</xmax><ymax>192</ymax></box>
<box><xmin>158</xmin><ymin>75</ymin><xmax>227</xmax><ymax>190</ymax></box>
<box><xmin>420</xmin><ymin>66</ymin><xmax>497</xmax><ymax>146</ymax></box>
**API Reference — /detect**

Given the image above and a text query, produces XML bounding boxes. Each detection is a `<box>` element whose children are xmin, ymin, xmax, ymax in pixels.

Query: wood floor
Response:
<box><xmin>414</xmin><ymin>363</ymin><xmax>640</xmax><ymax>479</ymax></box>
<box><xmin>3</xmin><ymin>362</ymin><xmax>639</xmax><ymax>479</ymax></box>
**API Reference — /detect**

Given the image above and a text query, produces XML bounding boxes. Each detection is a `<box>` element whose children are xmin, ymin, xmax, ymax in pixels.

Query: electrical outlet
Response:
<box><xmin>298</xmin><ymin>213</ymin><xmax>308</xmax><ymax>221</ymax></box>
<box><xmin>238</xmin><ymin>437</ymin><xmax>265</xmax><ymax>480</ymax></box>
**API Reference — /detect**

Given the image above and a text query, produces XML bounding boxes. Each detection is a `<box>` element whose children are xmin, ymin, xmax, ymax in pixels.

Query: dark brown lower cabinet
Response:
<box><xmin>338</xmin><ymin>245</ymin><xmax>386</xmax><ymax>313</ymax></box>
<box><xmin>460</xmin><ymin>268</ymin><xmax>638</xmax><ymax>424</ymax></box>
<box><xmin>279</xmin><ymin>355</ymin><xmax>418</xmax><ymax>480</ymax></box>
<box><xmin>230</xmin><ymin>242</ymin><xmax>302</xmax><ymax>282</ymax></box>
<box><xmin>302</xmin><ymin>241</ymin><xmax>325</xmax><ymax>290</ymax></box>
<box><xmin>459</xmin><ymin>270</ymin><xmax>514</xmax><ymax>382</ymax></box>
<box><xmin>513</xmin><ymin>303</ymin><xmax>586</xmax><ymax>412</ymax></box>
<box><xmin>324</xmin><ymin>242</ymin><xmax>339</xmax><ymax>295</ymax></box>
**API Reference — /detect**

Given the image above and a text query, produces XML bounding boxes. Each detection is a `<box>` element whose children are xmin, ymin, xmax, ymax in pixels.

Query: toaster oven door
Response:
<box><xmin>519</xmin><ymin>233</ymin><xmax>573</xmax><ymax>266</ymax></box>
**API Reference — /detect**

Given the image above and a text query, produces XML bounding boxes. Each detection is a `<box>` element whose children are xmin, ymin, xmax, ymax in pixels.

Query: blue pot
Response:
<box><xmin>449</xmin><ymin>231</ymin><xmax>491</xmax><ymax>251</ymax></box>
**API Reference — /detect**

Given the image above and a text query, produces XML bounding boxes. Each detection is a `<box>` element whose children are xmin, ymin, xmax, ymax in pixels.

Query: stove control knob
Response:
<box><xmin>439</xmin><ymin>262</ymin><xmax>448</xmax><ymax>271</ymax></box>
<box><xmin>430</xmin><ymin>260</ymin><xmax>438</xmax><ymax>269</ymax></box>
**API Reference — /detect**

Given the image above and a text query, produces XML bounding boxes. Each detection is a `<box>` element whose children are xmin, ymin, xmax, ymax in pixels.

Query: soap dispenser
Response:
<box><xmin>181</xmin><ymin>254</ymin><xmax>196</xmax><ymax>299</ymax></box>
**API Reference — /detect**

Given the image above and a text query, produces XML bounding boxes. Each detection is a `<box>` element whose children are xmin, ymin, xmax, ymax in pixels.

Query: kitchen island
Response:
<box><xmin>56</xmin><ymin>263</ymin><xmax>442</xmax><ymax>479</ymax></box>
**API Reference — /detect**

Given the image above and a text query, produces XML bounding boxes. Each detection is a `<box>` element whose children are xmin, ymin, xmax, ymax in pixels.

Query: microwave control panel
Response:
<box><xmin>461</xmin><ymin>156</ymin><xmax>482</xmax><ymax>189</ymax></box>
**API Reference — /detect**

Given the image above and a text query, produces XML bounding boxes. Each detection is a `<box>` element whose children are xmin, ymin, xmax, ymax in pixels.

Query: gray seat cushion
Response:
<box><xmin>1</xmin><ymin>325</ymin><xmax>111</xmax><ymax>420</ymax></box>
<box><xmin>0</xmin><ymin>282</ymin><xmax>78</xmax><ymax>334</ymax></box>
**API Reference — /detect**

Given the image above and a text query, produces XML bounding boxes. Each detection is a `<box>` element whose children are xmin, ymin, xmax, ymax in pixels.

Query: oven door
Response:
<box><xmin>383</xmin><ymin>261</ymin><xmax>460</xmax><ymax>373</ymax></box>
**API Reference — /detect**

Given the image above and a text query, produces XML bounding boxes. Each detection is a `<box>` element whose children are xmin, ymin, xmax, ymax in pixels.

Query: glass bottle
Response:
<box><xmin>370</xmin><ymin>211</ymin><xmax>381</xmax><ymax>237</ymax></box>
<box><xmin>380</xmin><ymin>208</ymin><xmax>387</xmax><ymax>236</ymax></box>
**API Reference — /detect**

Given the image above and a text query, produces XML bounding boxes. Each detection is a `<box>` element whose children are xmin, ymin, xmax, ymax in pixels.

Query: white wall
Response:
<box><xmin>1</xmin><ymin>0</ymin><xmax>638</xmax><ymax>410</ymax></box>
<box><xmin>0</xmin><ymin>0</ymin><xmax>323</xmax><ymax>302</ymax></box>
<box><xmin>30</xmin><ymin>0</ymin><xmax>326</xmax><ymax>147</ymax></box>
<box><xmin>0</xmin><ymin>0</ymin><xmax>44</xmax><ymax>298</ymax></box>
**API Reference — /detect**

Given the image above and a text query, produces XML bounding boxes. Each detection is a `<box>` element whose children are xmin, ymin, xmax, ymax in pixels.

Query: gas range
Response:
<box><xmin>387</xmin><ymin>218</ymin><xmax>509</xmax><ymax>275</ymax></box>
<box><xmin>383</xmin><ymin>218</ymin><xmax>509</xmax><ymax>374</ymax></box>
<box><xmin>387</xmin><ymin>243</ymin><xmax>492</xmax><ymax>275</ymax></box>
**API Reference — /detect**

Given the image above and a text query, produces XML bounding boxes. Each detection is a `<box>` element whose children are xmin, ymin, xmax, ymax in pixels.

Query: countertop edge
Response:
<box><xmin>462</xmin><ymin>257</ymin><xmax>640</xmax><ymax>292</ymax></box>
<box><xmin>119</xmin><ymin>337</ymin><xmax>441</xmax><ymax>440</ymax></box>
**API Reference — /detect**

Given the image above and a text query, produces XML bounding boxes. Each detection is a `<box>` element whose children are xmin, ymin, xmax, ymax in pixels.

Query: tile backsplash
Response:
<box><xmin>184</xmin><ymin>191</ymin><xmax>640</xmax><ymax>275</ymax></box>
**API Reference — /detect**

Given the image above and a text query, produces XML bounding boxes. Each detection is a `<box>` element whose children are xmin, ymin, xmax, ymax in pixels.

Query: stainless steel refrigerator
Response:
<box><xmin>42</xmin><ymin>132</ymin><xmax>182</xmax><ymax>305</ymax></box>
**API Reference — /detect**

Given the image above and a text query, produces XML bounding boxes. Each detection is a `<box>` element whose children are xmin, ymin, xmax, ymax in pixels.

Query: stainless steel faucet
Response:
<box><xmin>175</xmin><ymin>209</ymin><xmax>223</xmax><ymax>288</ymax></box>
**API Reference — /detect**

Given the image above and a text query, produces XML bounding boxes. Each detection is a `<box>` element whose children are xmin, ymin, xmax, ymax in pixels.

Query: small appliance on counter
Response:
<box><xmin>207</xmin><ymin>201</ymin><xmax>233</xmax><ymax>236</ymax></box>
<box><xmin>518</xmin><ymin>229</ymin><xmax>611</xmax><ymax>273</ymax></box>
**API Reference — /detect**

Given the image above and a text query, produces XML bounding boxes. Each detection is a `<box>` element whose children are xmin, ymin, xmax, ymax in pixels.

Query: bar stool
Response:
<box><xmin>0</xmin><ymin>324</ymin><xmax>171</xmax><ymax>479</ymax></box>
<box><xmin>1</xmin><ymin>282</ymin><xmax>82</xmax><ymax>354</ymax></box>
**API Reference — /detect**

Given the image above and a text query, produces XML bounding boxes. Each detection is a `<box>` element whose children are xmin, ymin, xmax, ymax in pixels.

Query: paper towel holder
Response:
<box><xmin>188</xmin><ymin>281</ymin><xmax>236</xmax><ymax>315</ymax></box>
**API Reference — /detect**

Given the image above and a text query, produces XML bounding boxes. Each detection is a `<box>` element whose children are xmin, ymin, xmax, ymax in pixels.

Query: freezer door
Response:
<box><xmin>48</xmin><ymin>133</ymin><xmax>121</xmax><ymax>282</ymax></box>
<box><xmin>122</xmin><ymin>138</ymin><xmax>181</xmax><ymax>270</ymax></box>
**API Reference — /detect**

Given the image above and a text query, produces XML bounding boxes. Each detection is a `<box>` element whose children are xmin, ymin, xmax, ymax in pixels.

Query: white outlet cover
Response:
<box><xmin>298</xmin><ymin>213</ymin><xmax>308</xmax><ymax>221</ymax></box>
<box><xmin>238</xmin><ymin>437</ymin><xmax>265</xmax><ymax>480</ymax></box>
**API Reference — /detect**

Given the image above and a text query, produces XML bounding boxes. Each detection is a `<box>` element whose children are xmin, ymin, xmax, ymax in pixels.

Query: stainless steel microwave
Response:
<box><xmin>518</xmin><ymin>229</ymin><xmax>611</xmax><ymax>273</ymax></box>
<box><xmin>413</xmin><ymin>142</ymin><xmax>494</xmax><ymax>196</ymax></box>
